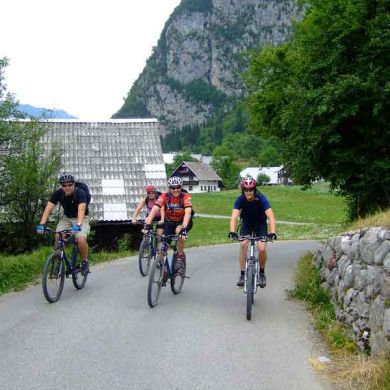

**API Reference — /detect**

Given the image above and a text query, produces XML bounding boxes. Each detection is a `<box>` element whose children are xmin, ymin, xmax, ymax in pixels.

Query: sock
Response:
<box><xmin>260</xmin><ymin>268</ymin><xmax>265</xmax><ymax>274</ymax></box>
<box><xmin>241</xmin><ymin>271</ymin><xmax>245</xmax><ymax>276</ymax></box>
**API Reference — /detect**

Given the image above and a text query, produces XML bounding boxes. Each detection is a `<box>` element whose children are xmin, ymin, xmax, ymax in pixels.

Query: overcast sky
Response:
<box><xmin>0</xmin><ymin>0</ymin><xmax>181</xmax><ymax>119</ymax></box>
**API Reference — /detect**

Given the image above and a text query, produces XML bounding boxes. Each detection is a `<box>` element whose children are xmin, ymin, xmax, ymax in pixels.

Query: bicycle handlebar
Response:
<box><xmin>43</xmin><ymin>227</ymin><xmax>74</xmax><ymax>235</ymax></box>
<box><xmin>237</xmin><ymin>235</ymin><xmax>272</xmax><ymax>242</ymax></box>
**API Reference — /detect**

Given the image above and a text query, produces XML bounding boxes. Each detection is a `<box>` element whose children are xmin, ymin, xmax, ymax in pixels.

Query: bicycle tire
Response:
<box><xmin>42</xmin><ymin>253</ymin><xmax>65</xmax><ymax>303</ymax></box>
<box><xmin>138</xmin><ymin>238</ymin><xmax>151</xmax><ymax>276</ymax></box>
<box><xmin>246</xmin><ymin>264</ymin><xmax>254</xmax><ymax>320</ymax></box>
<box><xmin>147</xmin><ymin>253</ymin><xmax>164</xmax><ymax>307</ymax></box>
<box><xmin>170</xmin><ymin>254</ymin><xmax>186</xmax><ymax>295</ymax></box>
<box><xmin>71</xmin><ymin>246</ymin><xmax>88</xmax><ymax>289</ymax></box>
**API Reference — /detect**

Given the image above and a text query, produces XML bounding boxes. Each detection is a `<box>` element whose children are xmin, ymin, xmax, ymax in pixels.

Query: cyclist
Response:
<box><xmin>36</xmin><ymin>173</ymin><xmax>91</xmax><ymax>276</ymax></box>
<box><xmin>144</xmin><ymin>176</ymin><xmax>193</xmax><ymax>269</ymax></box>
<box><xmin>228</xmin><ymin>177</ymin><xmax>277</xmax><ymax>288</ymax></box>
<box><xmin>132</xmin><ymin>184</ymin><xmax>165</xmax><ymax>239</ymax></box>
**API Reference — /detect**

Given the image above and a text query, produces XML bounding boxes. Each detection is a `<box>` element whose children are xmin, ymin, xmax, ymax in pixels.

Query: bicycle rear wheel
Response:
<box><xmin>170</xmin><ymin>254</ymin><xmax>186</xmax><ymax>295</ymax></box>
<box><xmin>138</xmin><ymin>238</ymin><xmax>151</xmax><ymax>276</ymax></box>
<box><xmin>42</xmin><ymin>253</ymin><xmax>65</xmax><ymax>303</ymax></box>
<box><xmin>246</xmin><ymin>264</ymin><xmax>254</xmax><ymax>320</ymax></box>
<box><xmin>71</xmin><ymin>246</ymin><xmax>88</xmax><ymax>289</ymax></box>
<box><xmin>147</xmin><ymin>254</ymin><xmax>164</xmax><ymax>307</ymax></box>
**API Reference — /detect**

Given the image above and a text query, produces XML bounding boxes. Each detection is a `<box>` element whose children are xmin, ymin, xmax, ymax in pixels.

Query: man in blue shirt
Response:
<box><xmin>229</xmin><ymin>177</ymin><xmax>277</xmax><ymax>287</ymax></box>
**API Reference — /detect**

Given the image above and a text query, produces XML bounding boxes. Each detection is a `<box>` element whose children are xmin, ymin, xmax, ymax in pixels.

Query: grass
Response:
<box><xmin>192</xmin><ymin>182</ymin><xmax>347</xmax><ymax>225</ymax></box>
<box><xmin>0</xmin><ymin>246</ymin><xmax>136</xmax><ymax>295</ymax></box>
<box><xmin>291</xmin><ymin>253</ymin><xmax>390</xmax><ymax>389</ymax></box>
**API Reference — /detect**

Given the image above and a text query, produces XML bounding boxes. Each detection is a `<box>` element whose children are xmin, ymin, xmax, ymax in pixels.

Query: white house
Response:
<box><xmin>170</xmin><ymin>161</ymin><xmax>222</xmax><ymax>193</ymax></box>
<box><xmin>240</xmin><ymin>166</ymin><xmax>290</xmax><ymax>185</ymax></box>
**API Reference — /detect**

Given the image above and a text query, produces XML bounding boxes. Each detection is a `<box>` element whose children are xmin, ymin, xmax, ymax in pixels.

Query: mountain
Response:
<box><xmin>113</xmin><ymin>0</ymin><xmax>302</xmax><ymax>135</ymax></box>
<box><xmin>17</xmin><ymin>104</ymin><xmax>77</xmax><ymax>119</ymax></box>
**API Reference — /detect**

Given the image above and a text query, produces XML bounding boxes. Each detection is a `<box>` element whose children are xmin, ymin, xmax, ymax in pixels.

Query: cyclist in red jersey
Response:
<box><xmin>144</xmin><ymin>176</ymin><xmax>193</xmax><ymax>269</ymax></box>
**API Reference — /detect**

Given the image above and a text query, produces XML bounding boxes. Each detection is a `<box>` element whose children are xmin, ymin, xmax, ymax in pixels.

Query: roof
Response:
<box><xmin>240</xmin><ymin>166</ymin><xmax>284</xmax><ymax>184</ymax></box>
<box><xmin>176</xmin><ymin>161</ymin><xmax>222</xmax><ymax>181</ymax></box>
<box><xmin>39</xmin><ymin>119</ymin><xmax>166</xmax><ymax>221</ymax></box>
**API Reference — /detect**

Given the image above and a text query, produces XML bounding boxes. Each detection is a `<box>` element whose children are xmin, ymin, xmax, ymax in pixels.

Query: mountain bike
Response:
<box><xmin>237</xmin><ymin>235</ymin><xmax>271</xmax><ymax>320</ymax></box>
<box><xmin>41</xmin><ymin>228</ymin><xmax>88</xmax><ymax>303</ymax></box>
<box><xmin>134</xmin><ymin>220</ymin><xmax>162</xmax><ymax>276</ymax></box>
<box><xmin>147</xmin><ymin>231</ymin><xmax>188</xmax><ymax>307</ymax></box>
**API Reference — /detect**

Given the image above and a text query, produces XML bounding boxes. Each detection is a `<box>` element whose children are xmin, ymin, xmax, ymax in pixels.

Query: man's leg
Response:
<box><xmin>75</xmin><ymin>217</ymin><xmax>91</xmax><ymax>275</ymax></box>
<box><xmin>257</xmin><ymin>241</ymin><xmax>267</xmax><ymax>288</ymax></box>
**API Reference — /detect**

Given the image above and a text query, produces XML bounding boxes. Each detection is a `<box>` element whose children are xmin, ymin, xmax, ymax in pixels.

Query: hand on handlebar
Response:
<box><xmin>228</xmin><ymin>231</ymin><xmax>238</xmax><ymax>240</ymax></box>
<box><xmin>267</xmin><ymin>232</ymin><xmax>277</xmax><ymax>241</ymax></box>
<box><xmin>36</xmin><ymin>224</ymin><xmax>45</xmax><ymax>234</ymax></box>
<box><xmin>179</xmin><ymin>227</ymin><xmax>188</xmax><ymax>239</ymax></box>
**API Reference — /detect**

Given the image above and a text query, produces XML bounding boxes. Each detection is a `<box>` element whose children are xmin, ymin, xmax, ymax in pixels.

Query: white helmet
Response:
<box><xmin>167</xmin><ymin>176</ymin><xmax>183</xmax><ymax>186</ymax></box>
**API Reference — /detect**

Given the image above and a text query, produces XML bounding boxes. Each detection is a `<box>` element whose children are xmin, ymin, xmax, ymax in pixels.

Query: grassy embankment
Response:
<box><xmin>0</xmin><ymin>183</ymin><xmax>346</xmax><ymax>295</ymax></box>
<box><xmin>291</xmin><ymin>208</ymin><xmax>390</xmax><ymax>389</ymax></box>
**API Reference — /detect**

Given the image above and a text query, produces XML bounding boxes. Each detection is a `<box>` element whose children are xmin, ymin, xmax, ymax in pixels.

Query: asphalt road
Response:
<box><xmin>0</xmin><ymin>241</ymin><xmax>332</xmax><ymax>390</ymax></box>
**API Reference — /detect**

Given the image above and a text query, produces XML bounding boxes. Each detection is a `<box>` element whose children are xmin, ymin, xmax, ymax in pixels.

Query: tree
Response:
<box><xmin>257</xmin><ymin>173</ymin><xmax>271</xmax><ymax>186</ymax></box>
<box><xmin>246</xmin><ymin>0</ymin><xmax>390</xmax><ymax>219</ymax></box>
<box><xmin>0</xmin><ymin>58</ymin><xmax>61</xmax><ymax>251</ymax></box>
<box><xmin>212</xmin><ymin>145</ymin><xmax>240</xmax><ymax>189</ymax></box>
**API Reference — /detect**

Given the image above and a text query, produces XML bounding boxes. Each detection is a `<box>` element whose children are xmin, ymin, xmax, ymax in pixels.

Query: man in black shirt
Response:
<box><xmin>37</xmin><ymin>173</ymin><xmax>91</xmax><ymax>276</ymax></box>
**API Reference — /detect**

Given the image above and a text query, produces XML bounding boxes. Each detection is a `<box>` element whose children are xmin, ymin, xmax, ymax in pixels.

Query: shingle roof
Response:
<box><xmin>39</xmin><ymin>119</ymin><xmax>166</xmax><ymax>221</ymax></box>
<box><xmin>180</xmin><ymin>161</ymin><xmax>221</xmax><ymax>181</ymax></box>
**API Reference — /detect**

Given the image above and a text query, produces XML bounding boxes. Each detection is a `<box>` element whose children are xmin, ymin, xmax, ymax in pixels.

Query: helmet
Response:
<box><xmin>146</xmin><ymin>184</ymin><xmax>156</xmax><ymax>193</ymax></box>
<box><xmin>59</xmin><ymin>173</ymin><xmax>75</xmax><ymax>183</ymax></box>
<box><xmin>167</xmin><ymin>176</ymin><xmax>183</xmax><ymax>186</ymax></box>
<box><xmin>241</xmin><ymin>177</ymin><xmax>256</xmax><ymax>189</ymax></box>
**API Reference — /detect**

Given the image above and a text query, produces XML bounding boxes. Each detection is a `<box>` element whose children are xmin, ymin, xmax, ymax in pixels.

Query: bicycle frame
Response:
<box><xmin>238</xmin><ymin>235</ymin><xmax>268</xmax><ymax>294</ymax></box>
<box><xmin>46</xmin><ymin>228</ymin><xmax>79</xmax><ymax>276</ymax></box>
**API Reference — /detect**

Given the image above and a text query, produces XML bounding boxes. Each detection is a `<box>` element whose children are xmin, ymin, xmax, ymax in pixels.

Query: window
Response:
<box><xmin>189</xmin><ymin>185</ymin><xmax>193</xmax><ymax>191</ymax></box>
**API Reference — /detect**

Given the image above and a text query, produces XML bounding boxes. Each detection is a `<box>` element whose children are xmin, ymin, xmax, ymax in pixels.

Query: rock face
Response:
<box><xmin>114</xmin><ymin>0</ymin><xmax>302</xmax><ymax>134</ymax></box>
<box><xmin>315</xmin><ymin>227</ymin><xmax>390</xmax><ymax>356</ymax></box>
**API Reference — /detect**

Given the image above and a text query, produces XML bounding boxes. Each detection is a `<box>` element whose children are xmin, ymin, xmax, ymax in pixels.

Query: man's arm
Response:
<box><xmin>40</xmin><ymin>202</ymin><xmax>56</xmax><ymax>225</ymax></box>
<box><xmin>77</xmin><ymin>203</ymin><xmax>87</xmax><ymax>226</ymax></box>
<box><xmin>265</xmin><ymin>208</ymin><xmax>276</xmax><ymax>234</ymax></box>
<box><xmin>181</xmin><ymin>207</ymin><xmax>192</xmax><ymax>228</ymax></box>
<box><xmin>230</xmin><ymin>209</ymin><xmax>241</xmax><ymax>232</ymax></box>
<box><xmin>145</xmin><ymin>205</ymin><xmax>160</xmax><ymax>225</ymax></box>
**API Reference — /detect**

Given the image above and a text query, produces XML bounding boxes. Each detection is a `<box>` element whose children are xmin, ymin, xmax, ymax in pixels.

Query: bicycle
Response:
<box><xmin>237</xmin><ymin>235</ymin><xmax>271</xmax><ymax>320</ymax></box>
<box><xmin>41</xmin><ymin>228</ymin><xmax>88</xmax><ymax>303</ymax></box>
<box><xmin>134</xmin><ymin>220</ymin><xmax>162</xmax><ymax>276</ymax></box>
<box><xmin>147</xmin><ymin>231</ymin><xmax>188</xmax><ymax>307</ymax></box>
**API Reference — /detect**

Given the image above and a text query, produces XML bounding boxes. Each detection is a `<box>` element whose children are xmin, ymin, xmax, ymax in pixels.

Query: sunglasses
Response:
<box><xmin>61</xmin><ymin>183</ymin><xmax>74</xmax><ymax>188</ymax></box>
<box><xmin>243</xmin><ymin>189</ymin><xmax>254</xmax><ymax>192</ymax></box>
<box><xmin>169</xmin><ymin>185</ymin><xmax>182</xmax><ymax>190</ymax></box>
<box><xmin>147</xmin><ymin>191</ymin><xmax>155</xmax><ymax>194</ymax></box>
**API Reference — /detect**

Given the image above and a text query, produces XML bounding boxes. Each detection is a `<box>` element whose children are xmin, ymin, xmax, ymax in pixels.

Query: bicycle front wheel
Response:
<box><xmin>170</xmin><ymin>254</ymin><xmax>186</xmax><ymax>295</ymax></box>
<box><xmin>138</xmin><ymin>238</ymin><xmax>151</xmax><ymax>276</ymax></box>
<box><xmin>71</xmin><ymin>247</ymin><xmax>88</xmax><ymax>289</ymax></box>
<box><xmin>147</xmin><ymin>254</ymin><xmax>164</xmax><ymax>307</ymax></box>
<box><xmin>246</xmin><ymin>264</ymin><xmax>254</xmax><ymax>320</ymax></box>
<box><xmin>42</xmin><ymin>253</ymin><xmax>65</xmax><ymax>303</ymax></box>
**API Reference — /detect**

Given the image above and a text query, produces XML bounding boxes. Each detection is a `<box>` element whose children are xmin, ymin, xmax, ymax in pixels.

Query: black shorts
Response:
<box><xmin>164</xmin><ymin>219</ymin><xmax>193</xmax><ymax>236</ymax></box>
<box><xmin>240</xmin><ymin>222</ymin><xmax>267</xmax><ymax>237</ymax></box>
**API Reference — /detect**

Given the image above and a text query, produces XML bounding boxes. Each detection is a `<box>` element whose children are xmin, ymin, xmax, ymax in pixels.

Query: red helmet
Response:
<box><xmin>146</xmin><ymin>184</ymin><xmax>156</xmax><ymax>193</ymax></box>
<box><xmin>241</xmin><ymin>177</ymin><xmax>257</xmax><ymax>189</ymax></box>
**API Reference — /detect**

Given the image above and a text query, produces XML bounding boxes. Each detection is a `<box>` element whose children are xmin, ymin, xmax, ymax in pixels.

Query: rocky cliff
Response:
<box><xmin>113</xmin><ymin>0</ymin><xmax>302</xmax><ymax>134</ymax></box>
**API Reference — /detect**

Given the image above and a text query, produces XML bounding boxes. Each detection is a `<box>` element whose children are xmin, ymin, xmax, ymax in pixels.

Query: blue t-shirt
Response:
<box><xmin>233</xmin><ymin>192</ymin><xmax>271</xmax><ymax>226</ymax></box>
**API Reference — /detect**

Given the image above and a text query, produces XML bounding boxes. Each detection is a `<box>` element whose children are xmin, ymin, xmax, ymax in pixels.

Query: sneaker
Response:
<box><xmin>258</xmin><ymin>272</ymin><xmax>266</xmax><ymax>288</ymax></box>
<box><xmin>175</xmin><ymin>253</ymin><xmax>185</xmax><ymax>272</ymax></box>
<box><xmin>81</xmin><ymin>260</ymin><xmax>90</xmax><ymax>276</ymax></box>
<box><xmin>236</xmin><ymin>274</ymin><xmax>244</xmax><ymax>287</ymax></box>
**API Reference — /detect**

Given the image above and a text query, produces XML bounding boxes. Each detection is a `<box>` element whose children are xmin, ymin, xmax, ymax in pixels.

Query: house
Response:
<box><xmin>39</xmin><ymin>119</ymin><xmax>166</xmax><ymax>221</ymax></box>
<box><xmin>240</xmin><ymin>166</ymin><xmax>290</xmax><ymax>185</ymax></box>
<box><xmin>170</xmin><ymin>161</ymin><xmax>222</xmax><ymax>193</ymax></box>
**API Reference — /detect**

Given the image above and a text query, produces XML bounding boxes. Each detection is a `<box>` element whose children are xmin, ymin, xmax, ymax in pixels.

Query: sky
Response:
<box><xmin>0</xmin><ymin>0</ymin><xmax>181</xmax><ymax>119</ymax></box>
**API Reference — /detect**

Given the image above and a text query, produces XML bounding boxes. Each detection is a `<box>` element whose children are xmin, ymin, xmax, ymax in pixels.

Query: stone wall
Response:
<box><xmin>314</xmin><ymin>227</ymin><xmax>390</xmax><ymax>356</ymax></box>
